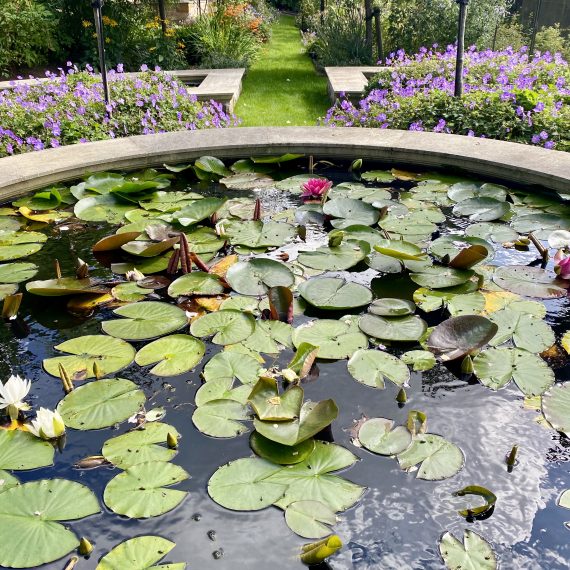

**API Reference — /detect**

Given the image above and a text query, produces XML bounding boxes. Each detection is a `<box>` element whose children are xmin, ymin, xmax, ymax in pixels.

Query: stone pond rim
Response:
<box><xmin>0</xmin><ymin>127</ymin><xmax>568</xmax><ymax>201</ymax></box>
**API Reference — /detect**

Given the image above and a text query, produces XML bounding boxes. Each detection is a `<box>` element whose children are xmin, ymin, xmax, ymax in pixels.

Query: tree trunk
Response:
<box><xmin>157</xmin><ymin>0</ymin><xmax>167</xmax><ymax>34</ymax></box>
<box><xmin>364</xmin><ymin>0</ymin><xmax>373</xmax><ymax>59</ymax></box>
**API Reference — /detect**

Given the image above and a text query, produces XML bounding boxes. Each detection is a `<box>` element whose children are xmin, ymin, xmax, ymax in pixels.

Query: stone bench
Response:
<box><xmin>0</xmin><ymin>68</ymin><xmax>245</xmax><ymax>113</ymax></box>
<box><xmin>325</xmin><ymin>66</ymin><xmax>391</xmax><ymax>103</ymax></box>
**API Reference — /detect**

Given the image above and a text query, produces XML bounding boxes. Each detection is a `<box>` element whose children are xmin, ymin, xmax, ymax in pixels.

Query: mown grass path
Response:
<box><xmin>235</xmin><ymin>14</ymin><xmax>329</xmax><ymax>126</ymax></box>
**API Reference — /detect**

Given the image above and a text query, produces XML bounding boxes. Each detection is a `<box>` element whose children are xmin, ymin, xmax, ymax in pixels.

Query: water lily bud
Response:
<box><xmin>78</xmin><ymin>537</ymin><xmax>93</xmax><ymax>556</ymax></box>
<box><xmin>396</xmin><ymin>388</ymin><xmax>407</xmax><ymax>404</ymax></box>
<box><xmin>349</xmin><ymin>158</ymin><xmax>363</xmax><ymax>172</ymax></box>
<box><xmin>27</xmin><ymin>408</ymin><xmax>66</xmax><ymax>440</ymax></box>
<box><xmin>328</xmin><ymin>230</ymin><xmax>344</xmax><ymax>248</ymax></box>
<box><xmin>167</xmin><ymin>432</ymin><xmax>178</xmax><ymax>449</ymax></box>
<box><xmin>92</xmin><ymin>361</ymin><xmax>102</xmax><ymax>380</ymax></box>
<box><xmin>461</xmin><ymin>355</ymin><xmax>474</xmax><ymax>374</ymax></box>
<box><xmin>506</xmin><ymin>444</ymin><xmax>518</xmax><ymax>469</ymax></box>
<box><xmin>300</xmin><ymin>535</ymin><xmax>343</xmax><ymax>565</ymax></box>
<box><xmin>281</xmin><ymin>368</ymin><xmax>299</xmax><ymax>383</ymax></box>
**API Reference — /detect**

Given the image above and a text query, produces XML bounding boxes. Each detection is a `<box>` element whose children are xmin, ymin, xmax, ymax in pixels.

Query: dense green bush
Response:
<box><xmin>0</xmin><ymin>0</ymin><xmax>59</xmax><ymax>76</ymax></box>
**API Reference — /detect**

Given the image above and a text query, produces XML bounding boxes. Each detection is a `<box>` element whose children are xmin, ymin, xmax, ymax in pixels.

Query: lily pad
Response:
<box><xmin>220</xmin><ymin>172</ymin><xmax>274</xmax><ymax>190</ymax></box>
<box><xmin>0</xmin><ymin>479</ymin><xmax>99</xmax><ymax>568</ymax></box>
<box><xmin>254</xmin><ymin>399</ymin><xmax>338</xmax><ymax>446</ymax></box>
<box><xmin>167</xmin><ymin>272</ymin><xmax>225</xmax><ymax>297</ymax></box>
<box><xmin>473</xmin><ymin>347</ymin><xmax>554</xmax><ymax>396</ymax></box>
<box><xmin>347</xmin><ymin>349</ymin><xmax>410</xmax><ymax>389</ymax></box>
<box><xmin>104</xmin><ymin>461</ymin><xmax>189</xmax><ymax>518</ymax></box>
<box><xmin>43</xmin><ymin>335</ymin><xmax>136</xmax><ymax>380</ymax></box>
<box><xmin>373</xmin><ymin>239</ymin><xmax>425</xmax><ymax>261</ymax></box>
<box><xmin>358</xmin><ymin>418</ymin><xmax>412</xmax><ymax>455</ymax></box>
<box><xmin>58</xmin><ymin>378</ymin><xmax>145</xmax><ymax>430</ymax></box>
<box><xmin>0</xmin><ymin>230</ymin><xmax>47</xmax><ymax>261</ymax></box>
<box><xmin>221</xmin><ymin>220</ymin><xmax>296</xmax><ymax>248</ymax></box>
<box><xmin>285</xmin><ymin>500</ymin><xmax>337</xmax><ymax>539</ymax></box>
<box><xmin>397</xmin><ymin>434</ymin><xmax>464</xmax><ymax>480</ymax></box>
<box><xmin>323</xmin><ymin>198</ymin><xmax>380</xmax><ymax>229</ymax></box>
<box><xmin>298</xmin><ymin>277</ymin><xmax>373</xmax><ymax>310</ymax></box>
<box><xmin>493</xmin><ymin>266</ymin><xmax>567</xmax><ymax>298</ymax></box>
<box><xmin>427</xmin><ymin>316</ymin><xmax>497</xmax><ymax>361</ymax></box>
<box><xmin>452</xmin><ymin>197</ymin><xmax>510</xmax><ymax>222</ymax></box>
<box><xmin>429</xmin><ymin>235</ymin><xmax>493</xmax><ymax>266</ymax></box>
<box><xmin>172</xmin><ymin>198</ymin><xmax>226</xmax><ymax>226</ymax></box>
<box><xmin>250</xmin><ymin>432</ymin><xmax>316</xmax><ymax>465</ymax></box>
<box><xmin>26</xmin><ymin>277</ymin><xmax>108</xmax><ymax>297</ymax></box>
<box><xmin>208</xmin><ymin>457</ymin><xmax>286</xmax><ymax>511</ymax></box>
<box><xmin>401</xmin><ymin>350</ymin><xmax>437</xmax><ymax>371</ymax></box>
<box><xmin>202</xmin><ymin>351</ymin><xmax>263</xmax><ymax>384</ymax></box>
<box><xmin>226</xmin><ymin>259</ymin><xmax>294</xmax><ymax>296</ymax></box>
<box><xmin>488</xmin><ymin>309</ymin><xmax>554</xmax><ymax>353</ymax></box>
<box><xmin>466</xmin><ymin>222</ymin><xmax>518</xmax><ymax>243</ymax></box>
<box><xmin>0</xmin><ymin>262</ymin><xmax>38</xmax><ymax>283</ymax></box>
<box><xmin>190</xmin><ymin>310</ymin><xmax>255</xmax><ymax>345</ymax></box>
<box><xmin>439</xmin><ymin>530</ymin><xmax>497</xmax><ymax>570</ymax></box>
<box><xmin>192</xmin><ymin>400</ymin><xmax>251</xmax><ymax>438</ymax></box>
<box><xmin>194</xmin><ymin>377</ymin><xmax>251</xmax><ymax>407</ymax></box>
<box><xmin>410</xmin><ymin>266</ymin><xmax>475</xmax><ymax>289</ymax></box>
<box><xmin>414</xmin><ymin>288</ymin><xmax>485</xmax><ymax>316</ymax></box>
<box><xmin>292</xmin><ymin>318</ymin><xmax>368</xmax><ymax>360</ymax></box>
<box><xmin>297</xmin><ymin>242</ymin><xmax>369</xmax><ymax>271</ymax></box>
<box><xmin>541</xmin><ymin>382</ymin><xmax>570</xmax><ymax>437</ymax></box>
<box><xmin>249</xmin><ymin>377</ymin><xmax>303</xmax><ymax>421</ymax></box>
<box><xmin>361</xmin><ymin>170</ymin><xmax>395</xmax><ymax>183</ymax></box>
<box><xmin>359</xmin><ymin>313</ymin><xmax>427</xmax><ymax>342</ymax></box>
<box><xmin>102</xmin><ymin>422</ymin><xmax>181</xmax><ymax>468</ymax></box>
<box><xmin>135</xmin><ymin>335</ymin><xmax>205</xmax><ymax>376</ymax></box>
<box><xmin>96</xmin><ymin>536</ymin><xmax>186</xmax><ymax>570</ymax></box>
<box><xmin>74</xmin><ymin>194</ymin><xmax>133</xmax><ymax>223</ymax></box>
<box><xmin>368</xmin><ymin>298</ymin><xmax>415</xmax><ymax>316</ymax></box>
<box><xmin>102</xmin><ymin>301</ymin><xmax>188</xmax><ymax>341</ymax></box>
<box><xmin>0</xmin><ymin>430</ymin><xmax>54</xmax><ymax>470</ymax></box>
<box><xmin>267</xmin><ymin>442</ymin><xmax>365</xmax><ymax>511</ymax></box>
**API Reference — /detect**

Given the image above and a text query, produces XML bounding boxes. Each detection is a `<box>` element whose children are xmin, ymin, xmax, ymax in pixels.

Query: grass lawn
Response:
<box><xmin>234</xmin><ymin>14</ymin><xmax>330</xmax><ymax>126</ymax></box>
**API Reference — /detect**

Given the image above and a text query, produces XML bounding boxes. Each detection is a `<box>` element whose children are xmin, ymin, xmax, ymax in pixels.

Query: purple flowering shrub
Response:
<box><xmin>0</xmin><ymin>65</ymin><xmax>238</xmax><ymax>157</ymax></box>
<box><xmin>324</xmin><ymin>46</ymin><xmax>570</xmax><ymax>151</ymax></box>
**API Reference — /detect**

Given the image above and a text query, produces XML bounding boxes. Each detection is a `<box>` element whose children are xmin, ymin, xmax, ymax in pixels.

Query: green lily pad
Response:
<box><xmin>208</xmin><ymin>457</ymin><xmax>286</xmax><ymax>511</ymax></box>
<box><xmin>254</xmin><ymin>399</ymin><xmax>338</xmax><ymax>446</ymax></box>
<box><xmin>323</xmin><ymin>198</ymin><xmax>380</xmax><ymax>229</ymax></box>
<box><xmin>249</xmin><ymin>377</ymin><xmax>303</xmax><ymax>421</ymax></box>
<box><xmin>0</xmin><ymin>262</ymin><xmax>38</xmax><ymax>283</ymax></box>
<box><xmin>298</xmin><ymin>277</ymin><xmax>373</xmax><ymax>310</ymax></box>
<box><xmin>465</xmin><ymin>222</ymin><xmax>518</xmax><ymax>243</ymax></box>
<box><xmin>410</xmin><ymin>266</ymin><xmax>475</xmax><ymax>289</ymax></box>
<box><xmin>226</xmin><ymin>259</ymin><xmax>294</xmax><ymax>296</ymax></box>
<box><xmin>194</xmin><ymin>377</ymin><xmax>251</xmax><ymax>406</ymax></box>
<box><xmin>397</xmin><ymin>434</ymin><xmax>464</xmax><ymax>480</ymax></box>
<box><xmin>439</xmin><ymin>530</ymin><xmax>497</xmax><ymax>570</ymax></box>
<box><xmin>167</xmin><ymin>272</ymin><xmax>225</xmax><ymax>297</ymax></box>
<box><xmin>401</xmin><ymin>350</ymin><xmax>437</xmax><ymax>371</ymax></box>
<box><xmin>195</xmin><ymin>156</ymin><xmax>232</xmax><ymax>179</ymax></box>
<box><xmin>359</xmin><ymin>313</ymin><xmax>427</xmax><ymax>342</ymax></box>
<box><xmin>104</xmin><ymin>461</ymin><xmax>189</xmax><ymax>518</ymax></box>
<box><xmin>102</xmin><ymin>422</ymin><xmax>181</xmax><ymax>468</ymax></box>
<box><xmin>74</xmin><ymin>194</ymin><xmax>133</xmax><ymax>223</ymax></box>
<box><xmin>135</xmin><ymin>334</ymin><xmax>205</xmax><ymax>376</ymax></box>
<box><xmin>427</xmin><ymin>315</ymin><xmax>498</xmax><ymax>361</ymax></box>
<box><xmin>267</xmin><ymin>442</ymin><xmax>365</xmax><ymax>511</ymax></box>
<box><xmin>452</xmin><ymin>197</ymin><xmax>510</xmax><ymax>222</ymax></box>
<box><xmin>368</xmin><ymin>298</ymin><xmax>416</xmax><ymax>316</ymax></box>
<box><xmin>221</xmin><ymin>220</ymin><xmax>296</xmax><ymax>248</ymax></box>
<box><xmin>220</xmin><ymin>172</ymin><xmax>274</xmax><ymax>190</ymax></box>
<box><xmin>361</xmin><ymin>170</ymin><xmax>395</xmax><ymax>183</ymax></box>
<box><xmin>0</xmin><ymin>283</ymin><xmax>17</xmax><ymax>299</ymax></box>
<box><xmin>542</xmin><ymin>382</ymin><xmax>570</xmax><ymax>437</ymax></box>
<box><xmin>202</xmin><ymin>351</ymin><xmax>263</xmax><ymax>384</ymax></box>
<box><xmin>96</xmin><ymin>536</ymin><xmax>186</xmax><ymax>570</ymax></box>
<box><xmin>250</xmin><ymin>432</ymin><xmax>316</xmax><ymax>465</ymax></box>
<box><xmin>284</xmin><ymin>500</ymin><xmax>337</xmax><ymax>539</ymax></box>
<box><xmin>448</xmin><ymin>182</ymin><xmax>507</xmax><ymax>203</ymax></box>
<box><xmin>43</xmin><ymin>335</ymin><xmax>136</xmax><ymax>380</ymax></box>
<box><xmin>347</xmin><ymin>349</ymin><xmax>410</xmax><ymax>389</ymax></box>
<box><xmin>57</xmin><ymin>378</ymin><xmax>145</xmax><ymax>430</ymax></box>
<box><xmin>358</xmin><ymin>418</ymin><xmax>412</xmax><ymax>455</ymax></box>
<box><xmin>488</xmin><ymin>309</ymin><xmax>554</xmax><ymax>353</ymax></box>
<box><xmin>26</xmin><ymin>277</ymin><xmax>108</xmax><ymax>297</ymax></box>
<box><xmin>493</xmin><ymin>266</ymin><xmax>567</xmax><ymax>298</ymax></box>
<box><xmin>373</xmin><ymin>239</ymin><xmax>425</xmax><ymax>261</ymax></box>
<box><xmin>13</xmin><ymin>187</ymin><xmax>63</xmax><ymax>210</ymax></box>
<box><xmin>0</xmin><ymin>479</ymin><xmax>99</xmax><ymax>568</ymax></box>
<box><xmin>172</xmin><ymin>198</ymin><xmax>226</xmax><ymax>226</ymax></box>
<box><xmin>84</xmin><ymin>172</ymin><xmax>125</xmax><ymax>193</ymax></box>
<box><xmin>192</xmin><ymin>399</ymin><xmax>251</xmax><ymax>438</ymax></box>
<box><xmin>414</xmin><ymin>288</ymin><xmax>485</xmax><ymax>316</ymax></box>
<box><xmin>102</xmin><ymin>301</ymin><xmax>188</xmax><ymax>341</ymax></box>
<box><xmin>139</xmin><ymin>190</ymin><xmax>202</xmax><ymax>212</ymax></box>
<box><xmin>292</xmin><ymin>318</ymin><xmax>368</xmax><ymax>360</ymax></box>
<box><xmin>121</xmin><ymin>237</ymin><xmax>178</xmax><ymax>258</ymax></box>
<box><xmin>429</xmin><ymin>235</ymin><xmax>493</xmax><ymax>266</ymax></box>
<box><xmin>0</xmin><ymin>230</ymin><xmax>47</xmax><ymax>261</ymax></box>
<box><xmin>275</xmin><ymin>174</ymin><xmax>319</xmax><ymax>193</ymax></box>
<box><xmin>511</xmin><ymin>213</ymin><xmax>570</xmax><ymax>240</ymax></box>
<box><xmin>190</xmin><ymin>310</ymin><xmax>255</xmax><ymax>345</ymax></box>
<box><xmin>297</xmin><ymin>242</ymin><xmax>369</xmax><ymax>271</ymax></box>
<box><xmin>473</xmin><ymin>347</ymin><xmax>554</xmax><ymax>396</ymax></box>
<box><xmin>0</xmin><ymin>430</ymin><xmax>54</xmax><ymax>470</ymax></box>
<box><xmin>0</xmin><ymin>471</ymin><xmax>19</xmax><ymax>494</ymax></box>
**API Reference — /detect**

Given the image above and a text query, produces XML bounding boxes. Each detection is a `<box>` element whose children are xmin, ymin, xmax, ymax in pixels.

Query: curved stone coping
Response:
<box><xmin>0</xmin><ymin>127</ymin><xmax>569</xmax><ymax>201</ymax></box>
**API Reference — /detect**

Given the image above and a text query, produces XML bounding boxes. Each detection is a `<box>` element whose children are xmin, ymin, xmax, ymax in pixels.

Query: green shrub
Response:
<box><xmin>535</xmin><ymin>24</ymin><xmax>570</xmax><ymax>60</ymax></box>
<box><xmin>0</xmin><ymin>0</ymin><xmax>59</xmax><ymax>77</ymax></box>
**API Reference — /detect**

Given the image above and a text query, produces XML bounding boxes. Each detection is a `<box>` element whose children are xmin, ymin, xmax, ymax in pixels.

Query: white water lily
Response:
<box><xmin>27</xmin><ymin>408</ymin><xmax>66</xmax><ymax>440</ymax></box>
<box><xmin>0</xmin><ymin>375</ymin><xmax>31</xmax><ymax>420</ymax></box>
<box><xmin>125</xmin><ymin>268</ymin><xmax>145</xmax><ymax>282</ymax></box>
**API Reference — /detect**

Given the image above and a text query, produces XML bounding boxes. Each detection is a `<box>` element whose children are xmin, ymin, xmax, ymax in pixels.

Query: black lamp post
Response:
<box><xmin>454</xmin><ymin>0</ymin><xmax>469</xmax><ymax>98</ymax></box>
<box><xmin>91</xmin><ymin>0</ymin><xmax>111</xmax><ymax>107</ymax></box>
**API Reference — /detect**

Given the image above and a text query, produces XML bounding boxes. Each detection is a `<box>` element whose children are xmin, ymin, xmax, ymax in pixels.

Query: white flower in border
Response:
<box><xmin>27</xmin><ymin>408</ymin><xmax>66</xmax><ymax>440</ymax></box>
<box><xmin>0</xmin><ymin>375</ymin><xmax>31</xmax><ymax>420</ymax></box>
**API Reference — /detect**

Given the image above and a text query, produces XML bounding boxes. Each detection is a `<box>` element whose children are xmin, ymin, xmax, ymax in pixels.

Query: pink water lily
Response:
<box><xmin>301</xmin><ymin>178</ymin><xmax>333</xmax><ymax>202</ymax></box>
<box><xmin>554</xmin><ymin>250</ymin><xmax>570</xmax><ymax>279</ymax></box>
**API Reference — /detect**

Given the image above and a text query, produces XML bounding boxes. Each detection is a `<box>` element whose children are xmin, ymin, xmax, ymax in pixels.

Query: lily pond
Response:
<box><xmin>1</xmin><ymin>154</ymin><xmax>570</xmax><ymax>570</ymax></box>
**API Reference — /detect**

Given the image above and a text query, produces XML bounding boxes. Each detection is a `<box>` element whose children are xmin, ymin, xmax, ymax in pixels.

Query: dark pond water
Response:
<box><xmin>1</xmin><ymin>161</ymin><xmax>569</xmax><ymax>570</ymax></box>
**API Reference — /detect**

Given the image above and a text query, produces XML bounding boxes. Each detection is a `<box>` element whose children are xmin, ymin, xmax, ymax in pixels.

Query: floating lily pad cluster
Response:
<box><xmin>1</xmin><ymin>158</ymin><xmax>569</xmax><ymax>570</ymax></box>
